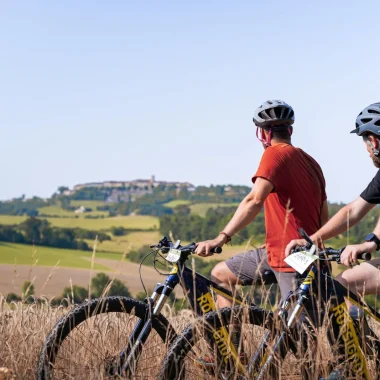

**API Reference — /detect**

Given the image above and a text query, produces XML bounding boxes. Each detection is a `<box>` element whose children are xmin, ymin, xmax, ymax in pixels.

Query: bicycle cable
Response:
<box><xmin>153</xmin><ymin>250</ymin><xmax>173</xmax><ymax>275</ymax></box>
<box><xmin>139</xmin><ymin>250</ymin><xmax>156</xmax><ymax>298</ymax></box>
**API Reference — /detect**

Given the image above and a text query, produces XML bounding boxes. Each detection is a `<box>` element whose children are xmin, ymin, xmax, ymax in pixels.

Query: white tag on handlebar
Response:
<box><xmin>166</xmin><ymin>248</ymin><xmax>181</xmax><ymax>263</ymax></box>
<box><xmin>284</xmin><ymin>246</ymin><xmax>318</xmax><ymax>274</ymax></box>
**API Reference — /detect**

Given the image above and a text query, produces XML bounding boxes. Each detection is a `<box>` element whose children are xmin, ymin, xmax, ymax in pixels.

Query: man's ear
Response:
<box><xmin>367</xmin><ymin>134</ymin><xmax>380</xmax><ymax>156</ymax></box>
<box><xmin>369</xmin><ymin>135</ymin><xmax>380</xmax><ymax>150</ymax></box>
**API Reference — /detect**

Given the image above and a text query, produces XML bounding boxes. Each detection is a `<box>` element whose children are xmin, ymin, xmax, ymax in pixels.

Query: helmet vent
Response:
<box><xmin>361</xmin><ymin>118</ymin><xmax>372</xmax><ymax>123</ymax></box>
<box><xmin>368</xmin><ymin>109</ymin><xmax>380</xmax><ymax>114</ymax></box>
<box><xmin>259</xmin><ymin>110</ymin><xmax>270</xmax><ymax>120</ymax></box>
<box><xmin>374</xmin><ymin>120</ymin><xmax>380</xmax><ymax>126</ymax></box>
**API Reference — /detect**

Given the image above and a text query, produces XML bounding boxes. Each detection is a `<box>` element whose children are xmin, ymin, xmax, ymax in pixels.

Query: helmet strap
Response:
<box><xmin>256</xmin><ymin>127</ymin><xmax>272</xmax><ymax>147</ymax></box>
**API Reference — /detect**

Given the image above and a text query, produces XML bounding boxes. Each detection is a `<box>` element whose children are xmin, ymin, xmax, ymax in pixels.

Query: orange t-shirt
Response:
<box><xmin>252</xmin><ymin>144</ymin><xmax>327</xmax><ymax>272</ymax></box>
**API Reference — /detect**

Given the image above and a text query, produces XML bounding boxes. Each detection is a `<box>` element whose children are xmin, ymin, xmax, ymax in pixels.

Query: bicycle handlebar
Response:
<box><xmin>292</xmin><ymin>246</ymin><xmax>372</xmax><ymax>263</ymax></box>
<box><xmin>176</xmin><ymin>243</ymin><xmax>222</xmax><ymax>255</ymax></box>
<box><xmin>295</xmin><ymin>228</ymin><xmax>372</xmax><ymax>263</ymax></box>
<box><xmin>150</xmin><ymin>237</ymin><xmax>223</xmax><ymax>256</ymax></box>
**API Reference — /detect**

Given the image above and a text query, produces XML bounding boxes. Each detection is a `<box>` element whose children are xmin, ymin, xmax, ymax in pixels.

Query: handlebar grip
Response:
<box><xmin>212</xmin><ymin>247</ymin><xmax>222</xmax><ymax>254</ymax></box>
<box><xmin>357</xmin><ymin>252</ymin><xmax>372</xmax><ymax>261</ymax></box>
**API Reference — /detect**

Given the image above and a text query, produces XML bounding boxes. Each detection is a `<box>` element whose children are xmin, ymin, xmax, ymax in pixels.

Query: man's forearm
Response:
<box><xmin>222</xmin><ymin>197</ymin><xmax>262</xmax><ymax>237</ymax></box>
<box><xmin>312</xmin><ymin>204</ymin><xmax>365</xmax><ymax>242</ymax></box>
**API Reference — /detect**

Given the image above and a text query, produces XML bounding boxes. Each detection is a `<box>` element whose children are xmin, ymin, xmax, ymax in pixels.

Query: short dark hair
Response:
<box><xmin>268</xmin><ymin>125</ymin><xmax>292</xmax><ymax>140</ymax></box>
<box><xmin>363</xmin><ymin>132</ymin><xmax>380</xmax><ymax>140</ymax></box>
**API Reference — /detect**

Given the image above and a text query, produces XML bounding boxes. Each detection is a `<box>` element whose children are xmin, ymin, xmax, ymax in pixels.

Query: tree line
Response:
<box><xmin>0</xmin><ymin>217</ymin><xmax>110</xmax><ymax>251</ymax></box>
<box><xmin>0</xmin><ymin>184</ymin><xmax>251</xmax><ymax>218</ymax></box>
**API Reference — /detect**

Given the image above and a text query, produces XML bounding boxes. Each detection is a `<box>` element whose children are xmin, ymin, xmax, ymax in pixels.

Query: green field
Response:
<box><xmin>84</xmin><ymin>231</ymin><xmax>162</xmax><ymax>253</ymax></box>
<box><xmin>164</xmin><ymin>200</ymin><xmax>191</xmax><ymax>208</ymax></box>
<box><xmin>0</xmin><ymin>215</ymin><xmax>28</xmax><ymax>225</ymax></box>
<box><xmin>70</xmin><ymin>200</ymin><xmax>107</xmax><ymax>209</ymax></box>
<box><xmin>38</xmin><ymin>206</ymin><xmax>76</xmax><ymax>217</ymax></box>
<box><xmin>0</xmin><ymin>242</ymin><xmax>121</xmax><ymax>270</ymax></box>
<box><xmin>0</xmin><ymin>215</ymin><xmax>159</xmax><ymax>231</ymax></box>
<box><xmin>190</xmin><ymin>203</ymin><xmax>239</xmax><ymax>217</ymax></box>
<box><xmin>38</xmin><ymin>204</ymin><xmax>108</xmax><ymax>217</ymax></box>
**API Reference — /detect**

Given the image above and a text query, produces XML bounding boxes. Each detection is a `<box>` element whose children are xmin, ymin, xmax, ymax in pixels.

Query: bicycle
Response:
<box><xmin>38</xmin><ymin>236</ymin><xmax>275</xmax><ymax>379</ymax></box>
<box><xmin>159</xmin><ymin>229</ymin><xmax>380</xmax><ymax>380</ymax></box>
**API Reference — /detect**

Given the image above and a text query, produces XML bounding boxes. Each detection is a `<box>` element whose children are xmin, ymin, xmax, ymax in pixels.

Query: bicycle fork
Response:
<box><xmin>119</xmin><ymin>284</ymin><xmax>173</xmax><ymax>377</ymax></box>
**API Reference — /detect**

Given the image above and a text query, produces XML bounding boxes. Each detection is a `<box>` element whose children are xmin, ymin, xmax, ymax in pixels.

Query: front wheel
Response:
<box><xmin>37</xmin><ymin>296</ymin><xmax>175</xmax><ymax>380</ymax></box>
<box><xmin>158</xmin><ymin>305</ymin><xmax>291</xmax><ymax>380</ymax></box>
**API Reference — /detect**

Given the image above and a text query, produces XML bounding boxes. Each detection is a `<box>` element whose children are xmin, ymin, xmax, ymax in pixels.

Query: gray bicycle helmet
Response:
<box><xmin>351</xmin><ymin>102</ymin><xmax>380</xmax><ymax>136</ymax></box>
<box><xmin>253</xmin><ymin>100</ymin><xmax>295</xmax><ymax>128</ymax></box>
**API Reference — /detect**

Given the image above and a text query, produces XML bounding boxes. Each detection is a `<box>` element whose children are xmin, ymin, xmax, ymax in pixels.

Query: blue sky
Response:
<box><xmin>1</xmin><ymin>1</ymin><xmax>380</xmax><ymax>202</ymax></box>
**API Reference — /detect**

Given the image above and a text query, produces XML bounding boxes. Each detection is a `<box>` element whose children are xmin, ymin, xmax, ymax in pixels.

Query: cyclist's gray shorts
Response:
<box><xmin>368</xmin><ymin>258</ymin><xmax>380</xmax><ymax>269</ymax></box>
<box><xmin>225</xmin><ymin>247</ymin><xmax>298</xmax><ymax>302</ymax></box>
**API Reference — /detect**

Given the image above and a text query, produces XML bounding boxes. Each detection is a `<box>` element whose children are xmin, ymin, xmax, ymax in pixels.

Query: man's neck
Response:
<box><xmin>271</xmin><ymin>138</ymin><xmax>292</xmax><ymax>146</ymax></box>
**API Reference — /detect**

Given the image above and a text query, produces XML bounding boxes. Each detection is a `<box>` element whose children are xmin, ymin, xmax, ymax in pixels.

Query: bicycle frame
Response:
<box><xmin>120</xmin><ymin>252</ymin><xmax>247</xmax><ymax>375</ymax></box>
<box><xmin>254</xmin><ymin>262</ymin><xmax>380</xmax><ymax>379</ymax></box>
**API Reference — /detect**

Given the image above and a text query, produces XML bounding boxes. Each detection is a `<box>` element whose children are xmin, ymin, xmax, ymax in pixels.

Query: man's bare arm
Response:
<box><xmin>195</xmin><ymin>177</ymin><xmax>274</xmax><ymax>256</ymax></box>
<box><xmin>285</xmin><ymin>197</ymin><xmax>375</xmax><ymax>256</ymax></box>
<box><xmin>222</xmin><ymin>178</ymin><xmax>273</xmax><ymax>237</ymax></box>
<box><xmin>312</xmin><ymin>197</ymin><xmax>374</xmax><ymax>242</ymax></box>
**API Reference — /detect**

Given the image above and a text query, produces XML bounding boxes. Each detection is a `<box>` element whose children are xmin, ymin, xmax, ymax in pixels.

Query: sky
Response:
<box><xmin>1</xmin><ymin>1</ymin><xmax>380</xmax><ymax>203</ymax></box>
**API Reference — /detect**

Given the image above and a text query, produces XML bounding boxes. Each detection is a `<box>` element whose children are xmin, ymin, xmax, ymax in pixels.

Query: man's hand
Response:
<box><xmin>285</xmin><ymin>239</ymin><xmax>307</xmax><ymax>257</ymax></box>
<box><xmin>195</xmin><ymin>235</ymin><xmax>226</xmax><ymax>257</ymax></box>
<box><xmin>340</xmin><ymin>241</ymin><xmax>376</xmax><ymax>267</ymax></box>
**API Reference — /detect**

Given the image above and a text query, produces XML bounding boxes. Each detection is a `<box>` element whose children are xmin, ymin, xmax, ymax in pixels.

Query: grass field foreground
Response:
<box><xmin>1</xmin><ymin>295</ymin><xmax>379</xmax><ymax>378</ymax></box>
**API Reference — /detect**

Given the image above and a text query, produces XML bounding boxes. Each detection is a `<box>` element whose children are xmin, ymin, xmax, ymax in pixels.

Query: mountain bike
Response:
<box><xmin>159</xmin><ymin>229</ymin><xmax>380</xmax><ymax>380</ymax></box>
<box><xmin>38</xmin><ymin>236</ymin><xmax>275</xmax><ymax>379</ymax></box>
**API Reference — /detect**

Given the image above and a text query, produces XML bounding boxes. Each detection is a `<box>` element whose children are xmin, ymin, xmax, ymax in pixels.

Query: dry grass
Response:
<box><xmin>0</xmin><ymin>299</ymin><xmax>193</xmax><ymax>379</ymax></box>
<box><xmin>0</xmin><ymin>292</ymin><xmax>378</xmax><ymax>379</ymax></box>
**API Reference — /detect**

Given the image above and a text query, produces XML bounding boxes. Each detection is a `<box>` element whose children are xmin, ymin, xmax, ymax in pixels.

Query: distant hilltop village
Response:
<box><xmin>64</xmin><ymin>176</ymin><xmax>196</xmax><ymax>203</ymax></box>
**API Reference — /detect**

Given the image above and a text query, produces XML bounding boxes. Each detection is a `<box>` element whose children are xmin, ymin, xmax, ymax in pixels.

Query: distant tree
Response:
<box><xmin>173</xmin><ymin>205</ymin><xmax>191</xmax><ymax>216</ymax></box>
<box><xmin>6</xmin><ymin>292</ymin><xmax>21</xmax><ymax>302</ymax></box>
<box><xmin>62</xmin><ymin>285</ymin><xmax>88</xmax><ymax>303</ymax></box>
<box><xmin>58</xmin><ymin>197</ymin><xmax>71</xmax><ymax>210</ymax></box>
<box><xmin>111</xmin><ymin>226</ymin><xmax>128</xmax><ymax>236</ymax></box>
<box><xmin>57</xmin><ymin>186</ymin><xmax>69</xmax><ymax>195</ymax></box>
<box><xmin>26</xmin><ymin>209</ymin><xmax>39</xmax><ymax>217</ymax></box>
<box><xmin>108</xmin><ymin>279</ymin><xmax>131</xmax><ymax>297</ymax></box>
<box><xmin>91</xmin><ymin>272</ymin><xmax>131</xmax><ymax>297</ymax></box>
<box><xmin>21</xmin><ymin>280</ymin><xmax>35</xmax><ymax>298</ymax></box>
<box><xmin>20</xmin><ymin>217</ymin><xmax>48</xmax><ymax>243</ymax></box>
<box><xmin>91</xmin><ymin>273</ymin><xmax>110</xmax><ymax>297</ymax></box>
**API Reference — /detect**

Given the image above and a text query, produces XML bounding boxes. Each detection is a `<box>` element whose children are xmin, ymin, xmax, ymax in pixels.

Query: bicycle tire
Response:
<box><xmin>37</xmin><ymin>296</ymin><xmax>175</xmax><ymax>380</ymax></box>
<box><xmin>158</xmin><ymin>305</ymin><xmax>278</xmax><ymax>380</ymax></box>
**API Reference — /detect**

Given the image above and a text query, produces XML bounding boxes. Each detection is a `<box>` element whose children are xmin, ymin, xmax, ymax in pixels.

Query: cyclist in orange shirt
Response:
<box><xmin>195</xmin><ymin>100</ymin><xmax>329</xmax><ymax>363</ymax></box>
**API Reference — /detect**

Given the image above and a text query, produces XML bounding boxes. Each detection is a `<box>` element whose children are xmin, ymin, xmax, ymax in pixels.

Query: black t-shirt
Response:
<box><xmin>361</xmin><ymin>169</ymin><xmax>380</xmax><ymax>204</ymax></box>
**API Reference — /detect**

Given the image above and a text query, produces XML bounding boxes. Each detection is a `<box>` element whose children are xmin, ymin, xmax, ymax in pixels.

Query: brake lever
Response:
<box><xmin>298</xmin><ymin>228</ymin><xmax>314</xmax><ymax>249</ymax></box>
<box><xmin>290</xmin><ymin>245</ymin><xmax>308</xmax><ymax>254</ymax></box>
